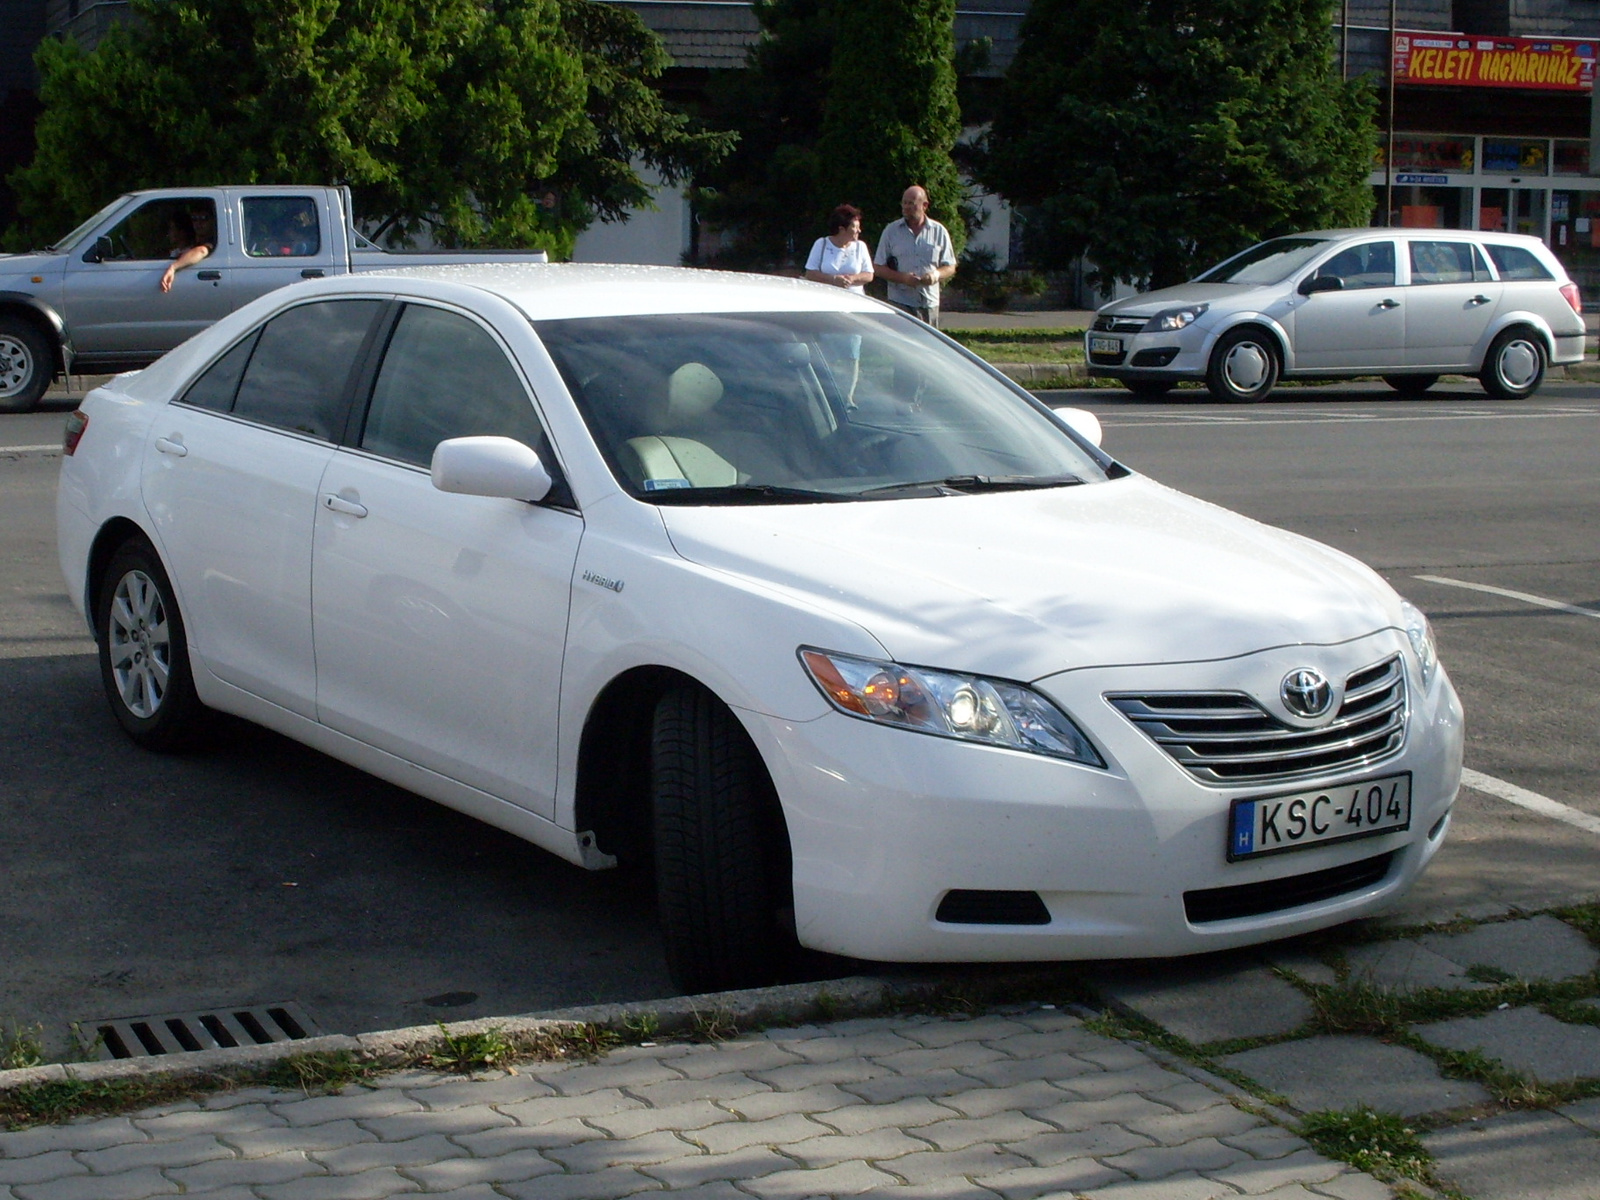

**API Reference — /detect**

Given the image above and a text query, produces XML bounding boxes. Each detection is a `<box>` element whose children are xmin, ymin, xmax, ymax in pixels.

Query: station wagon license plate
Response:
<box><xmin>1227</xmin><ymin>773</ymin><xmax>1411</xmax><ymax>862</ymax></box>
<box><xmin>1089</xmin><ymin>336</ymin><xmax>1122</xmax><ymax>355</ymax></box>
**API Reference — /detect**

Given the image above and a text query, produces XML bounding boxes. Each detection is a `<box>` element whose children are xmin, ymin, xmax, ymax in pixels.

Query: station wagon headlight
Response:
<box><xmin>1144</xmin><ymin>304</ymin><xmax>1208</xmax><ymax>332</ymax></box>
<box><xmin>1400</xmin><ymin>601</ymin><xmax>1438</xmax><ymax>689</ymax></box>
<box><xmin>799</xmin><ymin>648</ymin><xmax>1104</xmax><ymax>766</ymax></box>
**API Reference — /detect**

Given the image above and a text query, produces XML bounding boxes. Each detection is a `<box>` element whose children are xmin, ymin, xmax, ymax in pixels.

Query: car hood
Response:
<box><xmin>1098</xmin><ymin>282</ymin><xmax>1260</xmax><ymax>318</ymax></box>
<box><xmin>0</xmin><ymin>251</ymin><xmax>59</xmax><ymax>278</ymax></box>
<box><xmin>657</xmin><ymin>476</ymin><xmax>1401</xmax><ymax>681</ymax></box>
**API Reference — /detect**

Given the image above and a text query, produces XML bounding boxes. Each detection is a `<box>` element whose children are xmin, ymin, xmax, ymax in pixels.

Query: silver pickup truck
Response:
<box><xmin>0</xmin><ymin>185</ymin><xmax>549</xmax><ymax>411</ymax></box>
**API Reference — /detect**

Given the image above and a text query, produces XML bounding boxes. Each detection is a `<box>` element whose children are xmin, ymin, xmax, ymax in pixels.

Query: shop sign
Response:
<box><xmin>1393</xmin><ymin>31</ymin><xmax>1597</xmax><ymax>91</ymax></box>
<box><xmin>1396</xmin><ymin>173</ymin><xmax>1450</xmax><ymax>185</ymax></box>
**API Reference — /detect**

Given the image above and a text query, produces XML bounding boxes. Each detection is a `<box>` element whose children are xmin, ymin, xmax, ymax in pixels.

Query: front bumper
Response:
<box><xmin>1086</xmin><ymin>321</ymin><xmax>1212</xmax><ymax>383</ymax></box>
<box><xmin>742</xmin><ymin>629</ymin><xmax>1463</xmax><ymax>963</ymax></box>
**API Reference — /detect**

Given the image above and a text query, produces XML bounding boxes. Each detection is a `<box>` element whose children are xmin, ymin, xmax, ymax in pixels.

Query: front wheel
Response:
<box><xmin>96</xmin><ymin>539</ymin><xmax>210</xmax><ymax>751</ymax></box>
<box><xmin>651</xmin><ymin>684</ymin><xmax>792</xmax><ymax>994</ymax></box>
<box><xmin>1121</xmin><ymin>379</ymin><xmax>1172</xmax><ymax>399</ymax></box>
<box><xmin>1479</xmin><ymin>328</ymin><xmax>1546</xmax><ymax>399</ymax></box>
<box><xmin>0</xmin><ymin>317</ymin><xmax>53</xmax><ymax>413</ymax></box>
<box><xmin>1206</xmin><ymin>328</ymin><xmax>1279</xmax><ymax>402</ymax></box>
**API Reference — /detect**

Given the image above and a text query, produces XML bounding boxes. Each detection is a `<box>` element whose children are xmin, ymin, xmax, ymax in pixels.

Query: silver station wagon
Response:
<box><xmin>1087</xmin><ymin>228</ymin><xmax>1585</xmax><ymax>401</ymax></box>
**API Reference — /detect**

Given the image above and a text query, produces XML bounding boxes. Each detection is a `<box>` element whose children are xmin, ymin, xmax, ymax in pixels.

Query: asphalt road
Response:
<box><xmin>2</xmin><ymin>381</ymin><xmax>1597</xmax><ymax>1056</ymax></box>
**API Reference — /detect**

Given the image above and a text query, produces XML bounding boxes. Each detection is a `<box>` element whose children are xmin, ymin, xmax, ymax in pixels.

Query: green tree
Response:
<box><xmin>7</xmin><ymin>0</ymin><xmax>729</xmax><ymax>259</ymax></box>
<box><xmin>980</xmin><ymin>0</ymin><xmax>1376</xmax><ymax>290</ymax></box>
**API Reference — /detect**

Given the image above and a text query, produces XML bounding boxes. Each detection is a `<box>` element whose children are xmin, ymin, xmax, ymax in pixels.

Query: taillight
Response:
<box><xmin>62</xmin><ymin>410</ymin><xmax>88</xmax><ymax>456</ymax></box>
<box><xmin>1561</xmin><ymin>282</ymin><xmax>1582</xmax><ymax>315</ymax></box>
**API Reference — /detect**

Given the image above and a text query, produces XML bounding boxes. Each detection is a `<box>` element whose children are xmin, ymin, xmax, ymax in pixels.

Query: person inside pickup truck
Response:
<box><xmin>160</xmin><ymin>210</ymin><xmax>215</xmax><ymax>293</ymax></box>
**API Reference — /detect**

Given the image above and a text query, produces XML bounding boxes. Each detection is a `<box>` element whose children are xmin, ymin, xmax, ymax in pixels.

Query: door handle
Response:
<box><xmin>196</xmin><ymin>270</ymin><xmax>222</xmax><ymax>281</ymax></box>
<box><xmin>1378</xmin><ymin>298</ymin><xmax>1400</xmax><ymax>309</ymax></box>
<box><xmin>1469</xmin><ymin>294</ymin><xmax>1491</xmax><ymax>305</ymax></box>
<box><xmin>301</xmin><ymin>268</ymin><xmax>325</xmax><ymax>279</ymax></box>
<box><xmin>323</xmin><ymin>493</ymin><xmax>368</xmax><ymax>518</ymax></box>
<box><xmin>154</xmin><ymin>436</ymin><xmax>188</xmax><ymax>457</ymax></box>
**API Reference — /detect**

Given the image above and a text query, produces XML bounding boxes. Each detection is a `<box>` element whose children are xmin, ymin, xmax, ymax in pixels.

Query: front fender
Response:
<box><xmin>1197</xmin><ymin>313</ymin><xmax>1295</xmax><ymax>372</ymax></box>
<box><xmin>0</xmin><ymin>290</ymin><xmax>73</xmax><ymax>370</ymax></box>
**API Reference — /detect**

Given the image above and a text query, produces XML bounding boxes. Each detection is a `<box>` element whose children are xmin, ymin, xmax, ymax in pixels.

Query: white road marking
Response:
<box><xmin>1414</xmin><ymin>575</ymin><xmax>1600</xmax><ymax>621</ymax></box>
<box><xmin>1461</xmin><ymin>768</ymin><xmax>1600</xmax><ymax>837</ymax></box>
<box><xmin>1099</xmin><ymin>408</ymin><xmax>1600</xmax><ymax>429</ymax></box>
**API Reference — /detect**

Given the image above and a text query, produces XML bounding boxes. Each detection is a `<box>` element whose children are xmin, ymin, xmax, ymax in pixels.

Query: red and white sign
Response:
<box><xmin>1393</xmin><ymin>31</ymin><xmax>1598</xmax><ymax>91</ymax></box>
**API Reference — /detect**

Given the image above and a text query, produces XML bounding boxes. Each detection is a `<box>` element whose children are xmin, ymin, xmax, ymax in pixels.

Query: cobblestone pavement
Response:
<box><xmin>0</xmin><ymin>1007</ymin><xmax>1393</xmax><ymax>1200</ymax></box>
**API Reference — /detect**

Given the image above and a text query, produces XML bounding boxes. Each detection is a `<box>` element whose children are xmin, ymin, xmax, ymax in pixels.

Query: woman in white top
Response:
<box><xmin>804</xmin><ymin>204</ymin><xmax>874</xmax><ymax>400</ymax></box>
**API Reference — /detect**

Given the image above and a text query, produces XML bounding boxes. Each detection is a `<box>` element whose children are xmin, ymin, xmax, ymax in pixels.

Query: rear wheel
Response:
<box><xmin>1382</xmin><ymin>374</ymin><xmax>1439</xmax><ymax>396</ymax></box>
<box><xmin>1206</xmin><ymin>328</ymin><xmax>1279</xmax><ymax>402</ymax></box>
<box><xmin>1479</xmin><ymin>327</ymin><xmax>1546</xmax><ymax>399</ymax></box>
<box><xmin>0</xmin><ymin>317</ymin><xmax>53</xmax><ymax>413</ymax></box>
<box><xmin>1121</xmin><ymin>379</ymin><xmax>1172</xmax><ymax>399</ymax></box>
<box><xmin>96</xmin><ymin>539</ymin><xmax>210</xmax><ymax>751</ymax></box>
<box><xmin>651</xmin><ymin>683</ymin><xmax>792</xmax><ymax>994</ymax></box>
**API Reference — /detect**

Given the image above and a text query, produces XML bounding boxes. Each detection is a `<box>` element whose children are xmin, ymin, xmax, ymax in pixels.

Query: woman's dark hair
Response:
<box><xmin>827</xmin><ymin>204</ymin><xmax>863</xmax><ymax>234</ymax></box>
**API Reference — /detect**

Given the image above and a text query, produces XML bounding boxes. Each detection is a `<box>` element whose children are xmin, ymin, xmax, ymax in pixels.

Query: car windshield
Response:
<box><xmin>45</xmin><ymin>196</ymin><xmax>132</xmax><ymax>253</ymax></box>
<box><xmin>535</xmin><ymin>311</ymin><xmax>1113</xmax><ymax>503</ymax></box>
<box><xmin>1196</xmin><ymin>237</ymin><xmax>1331</xmax><ymax>285</ymax></box>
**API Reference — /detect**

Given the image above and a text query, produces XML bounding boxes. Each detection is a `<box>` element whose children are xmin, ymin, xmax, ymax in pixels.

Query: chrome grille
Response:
<box><xmin>1108</xmin><ymin>655</ymin><xmax>1406</xmax><ymax>785</ymax></box>
<box><xmin>1092</xmin><ymin>315</ymin><xmax>1148</xmax><ymax>334</ymax></box>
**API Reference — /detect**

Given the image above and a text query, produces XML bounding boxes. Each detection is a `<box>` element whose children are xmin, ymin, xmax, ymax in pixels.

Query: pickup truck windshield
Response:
<box><xmin>535</xmin><ymin>311</ymin><xmax>1111</xmax><ymax>503</ymax></box>
<box><xmin>45</xmin><ymin>196</ymin><xmax>130</xmax><ymax>253</ymax></box>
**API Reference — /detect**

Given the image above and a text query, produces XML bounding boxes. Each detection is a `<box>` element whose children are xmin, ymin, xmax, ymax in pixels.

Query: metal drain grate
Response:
<box><xmin>88</xmin><ymin>1002</ymin><xmax>321</xmax><ymax>1060</ymax></box>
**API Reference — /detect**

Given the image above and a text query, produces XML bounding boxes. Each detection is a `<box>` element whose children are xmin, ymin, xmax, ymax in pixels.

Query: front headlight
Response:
<box><xmin>1399</xmin><ymin>600</ymin><xmax>1438</xmax><ymax>689</ymax></box>
<box><xmin>1144</xmin><ymin>304</ymin><xmax>1209</xmax><ymax>332</ymax></box>
<box><xmin>799</xmin><ymin>648</ymin><xmax>1104</xmax><ymax>766</ymax></box>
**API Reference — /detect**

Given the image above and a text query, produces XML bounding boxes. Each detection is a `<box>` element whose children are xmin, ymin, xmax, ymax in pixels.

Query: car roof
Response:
<box><xmin>1296</xmin><ymin>227</ymin><xmax>1550</xmax><ymax>247</ymax></box>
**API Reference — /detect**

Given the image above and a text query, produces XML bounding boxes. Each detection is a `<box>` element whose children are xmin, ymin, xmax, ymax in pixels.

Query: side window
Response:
<box><xmin>96</xmin><ymin>197</ymin><xmax>216</xmax><ymax>261</ymax></box>
<box><xmin>360</xmin><ymin>305</ymin><xmax>547</xmax><ymax>467</ymax></box>
<box><xmin>1408</xmin><ymin>241</ymin><xmax>1477</xmax><ymax>285</ymax></box>
<box><xmin>178</xmin><ymin>331</ymin><xmax>260</xmax><ymax>413</ymax></box>
<box><xmin>1485</xmin><ymin>244</ymin><xmax>1555</xmax><ymax>281</ymax></box>
<box><xmin>241</xmin><ymin>196</ymin><xmax>323</xmax><ymax>258</ymax></box>
<box><xmin>1314</xmin><ymin>241</ymin><xmax>1396</xmax><ymax>289</ymax></box>
<box><xmin>232</xmin><ymin>300</ymin><xmax>381</xmax><ymax>439</ymax></box>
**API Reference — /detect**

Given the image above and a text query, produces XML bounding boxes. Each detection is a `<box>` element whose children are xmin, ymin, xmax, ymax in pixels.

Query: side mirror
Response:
<box><xmin>431</xmin><ymin>436</ymin><xmax>552</xmax><ymax>503</ymax></box>
<box><xmin>1298</xmin><ymin>274</ymin><xmax>1344</xmax><ymax>296</ymax></box>
<box><xmin>83</xmin><ymin>236</ymin><xmax>112</xmax><ymax>264</ymax></box>
<box><xmin>1055</xmin><ymin>406</ymin><xmax>1103</xmax><ymax>447</ymax></box>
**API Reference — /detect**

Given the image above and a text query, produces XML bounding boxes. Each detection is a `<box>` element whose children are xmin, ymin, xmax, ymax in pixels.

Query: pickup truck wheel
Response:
<box><xmin>1479</xmin><ymin>327</ymin><xmax>1546</xmax><ymax>399</ymax></box>
<box><xmin>0</xmin><ymin>318</ymin><xmax>52</xmax><ymax>413</ymax></box>
<box><xmin>651</xmin><ymin>683</ymin><xmax>791</xmax><ymax>994</ymax></box>
<box><xmin>96</xmin><ymin>539</ymin><xmax>210</xmax><ymax>751</ymax></box>
<box><xmin>1206</xmin><ymin>328</ymin><xmax>1279</xmax><ymax>402</ymax></box>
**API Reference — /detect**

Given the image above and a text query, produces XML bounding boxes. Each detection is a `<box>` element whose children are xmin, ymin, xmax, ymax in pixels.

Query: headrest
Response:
<box><xmin>666</xmin><ymin>362</ymin><xmax>724</xmax><ymax>425</ymax></box>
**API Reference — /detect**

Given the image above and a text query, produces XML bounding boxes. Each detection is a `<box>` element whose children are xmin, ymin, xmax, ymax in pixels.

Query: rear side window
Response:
<box><xmin>1408</xmin><ymin>241</ymin><xmax>1492</xmax><ymax>285</ymax></box>
<box><xmin>178</xmin><ymin>331</ymin><xmax>260</xmax><ymax>412</ymax></box>
<box><xmin>241</xmin><ymin>196</ymin><xmax>323</xmax><ymax>258</ymax></box>
<box><xmin>232</xmin><ymin>300</ymin><xmax>381</xmax><ymax>439</ymax></box>
<box><xmin>1485</xmin><ymin>244</ymin><xmax>1555</xmax><ymax>281</ymax></box>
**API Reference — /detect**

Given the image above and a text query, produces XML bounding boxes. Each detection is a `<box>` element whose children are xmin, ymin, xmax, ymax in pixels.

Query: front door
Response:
<box><xmin>1291</xmin><ymin>240</ymin><xmax>1406</xmax><ymax>370</ymax></box>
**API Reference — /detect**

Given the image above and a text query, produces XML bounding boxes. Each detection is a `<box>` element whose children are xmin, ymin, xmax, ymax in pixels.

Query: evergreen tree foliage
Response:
<box><xmin>7</xmin><ymin>0</ymin><xmax>730</xmax><ymax>258</ymax></box>
<box><xmin>980</xmin><ymin>0</ymin><xmax>1377</xmax><ymax>290</ymax></box>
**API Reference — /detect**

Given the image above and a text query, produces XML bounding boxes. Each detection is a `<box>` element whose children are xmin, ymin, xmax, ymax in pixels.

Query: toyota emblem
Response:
<box><xmin>1281</xmin><ymin>668</ymin><xmax>1333</xmax><ymax>719</ymax></box>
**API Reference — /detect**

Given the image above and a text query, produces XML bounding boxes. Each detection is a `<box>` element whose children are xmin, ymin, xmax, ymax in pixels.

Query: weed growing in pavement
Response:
<box><xmin>1555</xmin><ymin>902</ymin><xmax>1600</xmax><ymax>949</ymax></box>
<box><xmin>620</xmin><ymin>1011</ymin><xmax>660</xmax><ymax>1044</ymax></box>
<box><xmin>1</xmin><ymin>1021</ymin><xmax>45</xmax><ymax>1071</ymax></box>
<box><xmin>262</xmin><ymin>1051</ymin><xmax>375</xmax><ymax>1094</ymax></box>
<box><xmin>423</xmin><ymin>1026</ymin><xmax>515</xmax><ymax>1073</ymax></box>
<box><xmin>1081</xmin><ymin>1008</ymin><xmax>1289</xmax><ymax>1105</ymax></box>
<box><xmin>0</xmin><ymin>1076</ymin><xmax>202</xmax><ymax>1131</ymax></box>
<box><xmin>1299</xmin><ymin>1105</ymin><xmax>1433</xmax><ymax>1184</ymax></box>
<box><xmin>689</xmin><ymin>1008</ymin><xmax>739</xmax><ymax>1043</ymax></box>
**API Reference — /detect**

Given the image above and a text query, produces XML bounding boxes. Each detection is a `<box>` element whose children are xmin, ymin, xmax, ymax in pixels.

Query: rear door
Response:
<box><xmin>231</xmin><ymin>193</ymin><xmax>341</xmax><ymax>309</ymax></box>
<box><xmin>1402</xmin><ymin>240</ymin><xmax>1501</xmax><ymax>370</ymax></box>
<box><xmin>1290</xmin><ymin>239</ymin><xmax>1406</xmax><ymax>370</ymax></box>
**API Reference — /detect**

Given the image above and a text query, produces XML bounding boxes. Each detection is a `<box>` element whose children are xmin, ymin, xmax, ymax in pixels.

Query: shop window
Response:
<box><xmin>1554</xmin><ymin>141</ymin><xmax>1590</xmax><ymax>177</ymax></box>
<box><xmin>1483</xmin><ymin>139</ymin><xmax>1548</xmax><ymax>175</ymax></box>
<box><xmin>1390</xmin><ymin>136</ymin><xmax>1474</xmax><ymax>173</ymax></box>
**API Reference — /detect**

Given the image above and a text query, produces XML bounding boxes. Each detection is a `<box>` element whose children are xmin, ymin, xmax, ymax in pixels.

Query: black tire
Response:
<box><xmin>1205</xmin><ymin>327</ymin><xmax>1279</xmax><ymax>402</ymax></box>
<box><xmin>0</xmin><ymin>316</ymin><xmax>54</xmax><ymax>414</ymax></box>
<box><xmin>96</xmin><ymin>539</ymin><xmax>210</xmax><ymax>751</ymax></box>
<box><xmin>1121</xmin><ymin>379</ymin><xmax>1172</xmax><ymax>399</ymax></box>
<box><xmin>1382</xmin><ymin>374</ymin><xmax>1440</xmax><ymax>396</ymax></box>
<box><xmin>1479</xmin><ymin>327</ymin><xmax>1546</xmax><ymax>400</ymax></box>
<box><xmin>651</xmin><ymin>683</ymin><xmax>792</xmax><ymax>994</ymax></box>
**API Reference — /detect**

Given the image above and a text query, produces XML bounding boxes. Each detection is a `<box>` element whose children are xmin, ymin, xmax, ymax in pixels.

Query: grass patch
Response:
<box><xmin>261</xmin><ymin>1051</ymin><xmax>376</xmax><ymax>1094</ymax></box>
<box><xmin>945</xmin><ymin>327</ymin><xmax>1085</xmax><ymax>344</ymax></box>
<box><xmin>1081</xmin><ymin>1007</ymin><xmax>1287</xmax><ymax>1103</ymax></box>
<box><xmin>1</xmin><ymin>1022</ymin><xmax>45</xmax><ymax>1071</ymax></box>
<box><xmin>1300</xmin><ymin>1105</ymin><xmax>1434</xmax><ymax>1184</ymax></box>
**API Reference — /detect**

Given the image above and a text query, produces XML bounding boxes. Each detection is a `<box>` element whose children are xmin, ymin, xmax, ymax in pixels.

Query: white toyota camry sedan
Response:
<box><xmin>58</xmin><ymin>265</ymin><xmax>1464</xmax><ymax>994</ymax></box>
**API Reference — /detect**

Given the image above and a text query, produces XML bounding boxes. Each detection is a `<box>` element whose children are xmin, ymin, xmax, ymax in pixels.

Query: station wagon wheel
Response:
<box><xmin>1122</xmin><ymin>380</ymin><xmax>1172</xmax><ymax>399</ymax></box>
<box><xmin>650</xmin><ymin>683</ymin><xmax>792</xmax><ymax>993</ymax></box>
<box><xmin>0</xmin><ymin>317</ymin><xmax>52</xmax><ymax>413</ymax></box>
<box><xmin>1205</xmin><ymin>328</ymin><xmax>1279</xmax><ymax>402</ymax></box>
<box><xmin>1382</xmin><ymin>374</ymin><xmax>1439</xmax><ymax>397</ymax></box>
<box><xmin>96</xmin><ymin>539</ymin><xmax>209</xmax><ymax>751</ymax></box>
<box><xmin>1479</xmin><ymin>327</ymin><xmax>1546</xmax><ymax>400</ymax></box>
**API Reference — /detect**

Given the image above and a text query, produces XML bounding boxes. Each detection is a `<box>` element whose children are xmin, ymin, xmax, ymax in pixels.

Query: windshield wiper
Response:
<box><xmin>857</xmin><ymin>474</ymin><xmax>1084</xmax><ymax>499</ymax></box>
<box><xmin>645</xmin><ymin>483</ymin><xmax>852</xmax><ymax>505</ymax></box>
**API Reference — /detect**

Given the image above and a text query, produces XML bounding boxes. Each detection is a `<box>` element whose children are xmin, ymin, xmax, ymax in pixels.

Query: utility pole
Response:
<box><xmin>1341</xmin><ymin>0</ymin><xmax>1349</xmax><ymax>80</ymax></box>
<box><xmin>1385</xmin><ymin>0</ymin><xmax>1397</xmax><ymax>227</ymax></box>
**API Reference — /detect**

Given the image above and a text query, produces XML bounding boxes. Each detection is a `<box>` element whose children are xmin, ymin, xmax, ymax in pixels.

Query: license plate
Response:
<box><xmin>1227</xmin><ymin>773</ymin><xmax>1411</xmax><ymax>862</ymax></box>
<box><xmin>1089</xmin><ymin>336</ymin><xmax>1122</xmax><ymax>354</ymax></box>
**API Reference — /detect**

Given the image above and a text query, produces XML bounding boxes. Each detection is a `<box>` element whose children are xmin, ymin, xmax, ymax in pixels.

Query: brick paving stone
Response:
<box><xmin>639</xmin><ymin>1145</ymin><xmax>792</xmax><ymax>1190</ymax></box>
<box><xmin>856</xmin><ymin>1178</ymin><xmax>1007</xmax><ymax>1200</ymax></box>
<box><xmin>1218</xmin><ymin>1125</ymin><xmax>1307</xmax><ymax>1160</ymax></box>
<box><xmin>1006</xmin><ymin>1122</ymin><xmax>1155</xmax><ymax>1164</ymax></box>
<box><xmin>587</xmin><ymin>1100</ymin><xmax>737</xmax><ymax>1140</ymax></box>
<box><xmin>747</xmin><ymin>1058</ymin><xmax>893</xmax><ymax>1091</ymax></box>
<box><xmin>360</xmin><ymin>1071</ymin><xmax>446</xmax><ymax>1093</ymax></box>
<box><xmin>670</xmin><ymin>1042</ymin><xmax>804</xmax><ymax>1080</ymax></box>
<box><xmin>227</xmin><ymin>1119</ymin><xmax>378</xmax><ymax>1157</ymax></box>
<box><xmin>780</xmin><ymin>1031</ymin><xmax>922</xmax><ymax>1063</ymax></box>
<box><xmin>1031</xmin><ymin>1093</ymin><xmax>1187</xmax><ymax>1132</ymax></box>
<box><xmin>1078</xmin><ymin>1171</ymin><xmax>1241</xmax><ymax>1199</ymax></box>
<box><xmin>1221</xmin><ymin>1035</ymin><xmax>1490</xmax><ymax>1117</ymax></box>
<box><xmin>1062</xmin><ymin>1065</ymin><xmax>1189</xmax><ymax>1101</ymax></box>
<box><xmin>1562</xmin><ymin>1095</ymin><xmax>1600</xmax><ymax>1133</ymax></box>
<box><xmin>1242</xmin><ymin>1187</ymin><xmax>1323</xmax><ymax>1200</ymax></box>
<box><xmin>1146</xmin><ymin>1081</ymin><xmax>1232</xmax><ymax>1114</ymax></box>
<box><xmin>1342</xmin><ymin>941</ymin><xmax>1488</xmax><ymax>992</ymax></box>
<box><xmin>691</xmin><ymin>1113</ymin><xmax>834</xmax><ymax>1155</ymax></box>
<box><xmin>982</xmin><ymin>1027</ymin><xmax>1108</xmax><ymax>1059</ymax></box>
<box><xmin>1418</xmin><ymin>914</ymin><xmax>1599</xmax><ymax>981</ymax></box>
<box><xmin>0</xmin><ymin>1154</ymin><xmax>86</xmax><ymax>1188</ymax></box>
<box><xmin>720</xmin><ymin>1083</ymin><xmax>862</xmax><ymax>1122</ymax></box>
<box><xmin>1261</xmin><ymin>950</ymin><xmax>1338</xmax><ymax>988</ymax></box>
<box><xmin>407</xmin><ymin>1074</ymin><xmax>555</xmax><ymax>1110</ymax></box>
<box><xmin>1424</xmin><ymin>1107</ymin><xmax>1600</xmax><ymax>1200</ymax></box>
<box><xmin>932</xmin><ymin>1080</ymin><xmax>1073</xmax><ymax>1120</ymax></box>
<box><xmin>960</xmin><ymin>1051</ymin><xmax>1100</xmax><ymax>1089</ymax></box>
<box><xmin>975</xmin><ymin>1157</ymin><xmax>1129</xmax><ymax>1200</ymax></box>
<box><xmin>1095</xmin><ymin>961</ymin><xmax>1315</xmax><ymax>1046</ymax></box>
<box><xmin>0</xmin><ymin>1118</ymin><xmax>143</xmax><ymax>1159</ymax></box>
<box><xmin>495</xmin><ymin>1089</ymin><xmax>648</xmax><ymax>1127</ymax></box>
<box><xmin>1071</xmin><ymin>1042</ymin><xmax>1162</xmax><ymax>1072</ymax></box>
<box><xmin>1103</xmin><ymin>1137</ymin><xmax>1248</xmax><ymax>1180</ymax></box>
<box><xmin>77</xmin><ymin>1132</ymin><xmax>232</xmax><ymax>1173</ymax></box>
<box><xmin>1306</xmin><ymin>1172</ymin><xmax>1396</xmax><ymax>1200</ymax></box>
<box><xmin>873</xmin><ymin>1041</ymin><xmax>1010</xmax><ymax>1074</ymax></box>
<box><xmin>133</xmin><ymin>1105</ymin><xmax>289</xmax><ymax>1138</ymax></box>
<box><xmin>543</xmin><ymin>1129</ymin><xmax>695</xmax><ymax>1172</ymax></box>
<box><xmin>273</xmin><ymin>1091</ymin><xmax>423</xmax><ymax>1128</ymax></box>
<box><xmin>544</xmin><ymin>1057</ymin><xmax>686</xmax><ymax>1096</ymax></box>
<box><xmin>258</xmin><ymin>1168</ymin><xmax>421</xmax><ymax>1199</ymax></box>
<box><xmin>495</xmin><ymin>1164</ymin><xmax>660</xmax><ymax>1200</ymax></box>
<box><xmin>451</xmin><ymin>1118</ymin><xmax>603</xmax><ymax>1156</ymax></box>
<box><xmin>893</xmin><ymin>1017</ymin><xmax>1036</xmax><ymax>1049</ymax></box>
<box><xmin>313</xmin><ymin>1133</ymin><xmax>467</xmax><ymax>1173</ymax></box>
<box><xmin>12</xmin><ymin>1166</ymin><xmax>179</xmax><ymax>1200</ymax></box>
<box><xmin>1411</xmin><ymin>1006</ymin><xmax>1600</xmax><ymax>1082</ymax></box>
<box><xmin>411</xmin><ymin>1188</ymin><xmax>506</xmax><ymax>1200</ymax></box>
<box><xmin>909</xmin><ymin>1112</ymin><xmax>1056</xmax><ymax>1153</ymax></box>
<box><xmin>1204</xmin><ymin>1149</ymin><xmax>1343</xmax><ymax>1193</ymax></box>
<box><xmin>626</xmin><ymin>1073</ymin><xmax>770</xmax><ymax>1108</ymax></box>
<box><xmin>739</xmin><ymin>1159</ymin><xmax>901</xmax><ymax>1198</ymax></box>
<box><xmin>844</xmin><ymin>1069</ymin><xmax>986</xmax><ymax>1105</ymax></box>
<box><xmin>165</xmin><ymin>1151</ymin><xmax>323</xmax><ymax>1191</ymax></box>
<box><xmin>357</xmin><ymin>1107</ymin><xmax>514</xmax><ymax>1141</ymax></box>
<box><xmin>402</xmin><ymin>1148</ymin><xmax>559</xmax><ymax>1191</ymax></box>
<box><xmin>815</xmin><ymin>1096</ymin><xmax>954</xmax><ymax>1134</ymax></box>
<box><xmin>778</xmin><ymin>1126</ymin><xmax>931</xmax><ymax>1169</ymax></box>
<box><xmin>201</xmin><ymin>1086</ymin><xmax>291</xmax><ymax>1108</ymax></box>
<box><xmin>1125</xmin><ymin>1104</ymin><xmax>1262</xmax><ymax>1145</ymax></box>
<box><xmin>877</xmin><ymin>1144</ymin><xmax>1029</xmax><ymax>1186</ymax></box>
